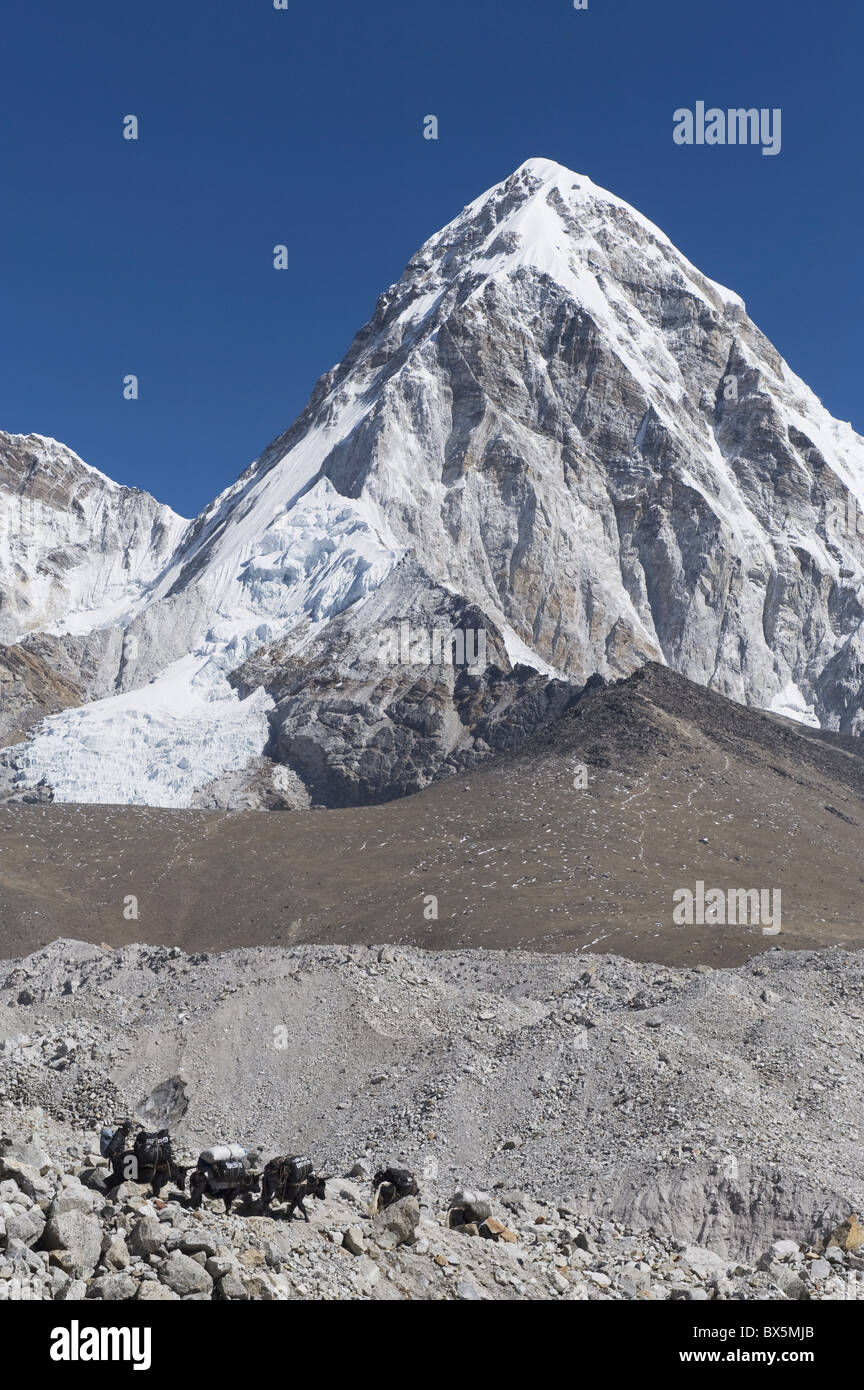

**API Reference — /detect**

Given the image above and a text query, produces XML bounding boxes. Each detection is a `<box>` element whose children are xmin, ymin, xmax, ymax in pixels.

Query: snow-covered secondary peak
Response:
<box><xmin>0</xmin><ymin>431</ymin><xmax>188</xmax><ymax>645</ymax></box>
<box><xmin>6</xmin><ymin>159</ymin><xmax>864</xmax><ymax>806</ymax></box>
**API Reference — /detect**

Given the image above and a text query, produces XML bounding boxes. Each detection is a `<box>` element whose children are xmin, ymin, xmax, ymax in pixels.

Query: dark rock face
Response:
<box><xmin>231</xmin><ymin>567</ymin><xmax>582</xmax><ymax>806</ymax></box>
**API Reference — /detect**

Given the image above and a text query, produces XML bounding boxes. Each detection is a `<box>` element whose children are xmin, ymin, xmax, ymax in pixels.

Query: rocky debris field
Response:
<box><xmin>1</xmin><ymin>936</ymin><xmax>864</xmax><ymax>1300</ymax></box>
<box><xmin>2</xmin><ymin>1112</ymin><xmax>864</xmax><ymax>1302</ymax></box>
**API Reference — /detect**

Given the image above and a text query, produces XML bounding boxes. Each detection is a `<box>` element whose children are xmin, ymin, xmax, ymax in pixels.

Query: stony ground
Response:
<box><xmin>2</xmin><ymin>1113</ymin><xmax>864</xmax><ymax>1302</ymax></box>
<box><xmin>2</xmin><ymin>936</ymin><xmax>864</xmax><ymax>1299</ymax></box>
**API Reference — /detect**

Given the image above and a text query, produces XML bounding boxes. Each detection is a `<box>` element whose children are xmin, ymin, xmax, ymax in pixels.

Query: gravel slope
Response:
<box><xmin>2</xmin><ymin>937</ymin><xmax>864</xmax><ymax>1269</ymax></box>
<box><xmin>4</xmin><ymin>666</ymin><xmax>864</xmax><ymax>965</ymax></box>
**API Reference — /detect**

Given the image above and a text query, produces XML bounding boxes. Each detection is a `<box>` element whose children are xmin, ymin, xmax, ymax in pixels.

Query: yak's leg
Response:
<box><xmin>223</xmin><ymin>1191</ymin><xmax>234</xmax><ymax>1215</ymax></box>
<box><xmin>104</xmin><ymin>1158</ymin><xmax>126</xmax><ymax>1194</ymax></box>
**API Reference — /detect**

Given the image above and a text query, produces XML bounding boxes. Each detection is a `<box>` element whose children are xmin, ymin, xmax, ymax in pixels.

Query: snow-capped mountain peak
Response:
<box><xmin>5</xmin><ymin>160</ymin><xmax>864</xmax><ymax>806</ymax></box>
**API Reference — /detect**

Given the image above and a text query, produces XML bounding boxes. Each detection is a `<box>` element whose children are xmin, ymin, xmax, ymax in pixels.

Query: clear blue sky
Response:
<box><xmin>1</xmin><ymin>0</ymin><xmax>860</xmax><ymax>518</ymax></box>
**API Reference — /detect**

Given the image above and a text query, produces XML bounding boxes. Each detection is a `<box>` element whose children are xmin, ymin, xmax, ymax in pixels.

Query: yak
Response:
<box><xmin>188</xmin><ymin>1155</ymin><xmax>260</xmax><ymax>1215</ymax></box>
<box><xmin>260</xmin><ymin>1155</ymin><xmax>327</xmax><ymax>1221</ymax></box>
<box><xmin>104</xmin><ymin>1129</ymin><xmax>186</xmax><ymax>1199</ymax></box>
<box><xmin>370</xmin><ymin>1166</ymin><xmax>419</xmax><ymax>1214</ymax></box>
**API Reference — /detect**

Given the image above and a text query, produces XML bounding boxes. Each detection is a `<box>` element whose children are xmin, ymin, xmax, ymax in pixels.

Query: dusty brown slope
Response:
<box><xmin>1</xmin><ymin>664</ymin><xmax>863</xmax><ymax>966</ymax></box>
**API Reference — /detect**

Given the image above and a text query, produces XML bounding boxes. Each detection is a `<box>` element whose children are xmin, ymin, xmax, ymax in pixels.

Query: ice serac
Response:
<box><xmin>5</xmin><ymin>157</ymin><xmax>864</xmax><ymax>806</ymax></box>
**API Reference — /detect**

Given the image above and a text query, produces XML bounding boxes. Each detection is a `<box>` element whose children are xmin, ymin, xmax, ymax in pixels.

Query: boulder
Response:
<box><xmin>50</xmin><ymin>1184</ymin><xmax>104</xmax><ymax>1218</ymax></box>
<box><xmin>0</xmin><ymin>1160</ymin><xmax>52</xmax><ymax>1202</ymax></box>
<box><xmin>42</xmin><ymin>1210</ymin><xmax>103</xmax><ymax>1279</ymax></box>
<box><xmin>86</xmin><ymin>1272</ymin><xmax>137</xmax><ymax>1301</ymax></box>
<box><xmin>137</xmin><ymin>1282</ymin><xmax>180</xmax><ymax>1301</ymax></box>
<box><xmin>767</xmin><ymin>1262</ymin><xmax>810</xmax><ymax>1301</ymax></box>
<box><xmin>680</xmin><ymin>1245</ymin><xmax>730</xmax><ymax>1279</ymax></box>
<box><xmin>127</xmin><ymin>1217</ymin><xmax>166</xmax><ymax>1258</ymax></box>
<box><xmin>217</xmin><ymin>1270</ymin><xmax>247</xmax><ymax>1300</ymax></box>
<box><xmin>371</xmin><ymin>1196</ymin><xmax>420</xmax><ymax>1250</ymax></box>
<box><xmin>343</xmin><ymin>1226</ymin><xmax>367</xmax><ymax>1256</ymax></box>
<box><xmin>158</xmin><ymin>1249</ymin><xmax>213</xmax><ymax>1297</ymax></box>
<box><xmin>1</xmin><ymin>1202</ymin><xmax>45</xmax><ymax>1249</ymax></box>
<box><xmin>0</xmin><ymin>1139</ymin><xmax>49</xmax><ymax>1174</ymax></box>
<box><xmin>769</xmin><ymin>1239</ymin><xmax>801</xmax><ymax>1263</ymax></box>
<box><xmin>103</xmin><ymin>1236</ymin><xmax>130</xmax><ymax>1270</ymax></box>
<box><xmin>826</xmin><ymin>1215</ymin><xmax>864</xmax><ymax>1253</ymax></box>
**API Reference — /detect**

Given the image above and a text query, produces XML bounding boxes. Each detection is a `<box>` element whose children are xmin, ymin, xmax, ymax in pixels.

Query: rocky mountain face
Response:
<box><xmin>0</xmin><ymin>646</ymin><xmax>81</xmax><ymax>750</ymax></box>
<box><xmin>3</xmin><ymin>159</ymin><xmax>864</xmax><ymax>806</ymax></box>
<box><xmin>228</xmin><ymin>560</ymin><xmax>580</xmax><ymax>806</ymax></box>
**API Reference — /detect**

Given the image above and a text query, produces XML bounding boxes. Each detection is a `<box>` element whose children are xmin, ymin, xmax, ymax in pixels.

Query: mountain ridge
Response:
<box><xmin>4</xmin><ymin>159</ymin><xmax>864</xmax><ymax>806</ymax></box>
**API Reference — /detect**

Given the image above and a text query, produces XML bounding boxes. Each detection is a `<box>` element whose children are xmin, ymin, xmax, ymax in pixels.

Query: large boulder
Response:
<box><xmin>126</xmin><ymin>1217</ymin><xmax>166</xmax><ymax>1258</ymax></box>
<box><xmin>680</xmin><ymin>1245</ymin><xmax>731</xmax><ymax>1279</ymax></box>
<box><xmin>371</xmin><ymin>1196</ymin><xmax>420</xmax><ymax>1250</ymax></box>
<box><xmin>0</xmin><ymin>1159</ymin><xmax>53</xmax><ymax>1202</ymax></box>
<box><xmin>42</xmin><ymin>1209</ymin><xmax>103</xmax><ymax>1279</ymax></box>
<box><xmin>49</xmin><ymin>1183</ymin><xmax>104</xmax><ymax>1218</ymax></box>
<box><xmin>158</xmin><ymin>1250</ymin><xmax>213</xmax><ymax>1297</ymax></box>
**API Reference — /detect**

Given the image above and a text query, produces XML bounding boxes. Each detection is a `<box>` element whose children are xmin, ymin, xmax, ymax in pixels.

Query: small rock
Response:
<box><xmin>343</xmin><ymin>1226</ymin><xmax>367</xmax><ymax>1256</ymax></box>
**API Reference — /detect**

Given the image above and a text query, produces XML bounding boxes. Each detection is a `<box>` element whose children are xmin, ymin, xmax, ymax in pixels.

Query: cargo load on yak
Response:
<box><xmin>199</xmin><ymin>1144</ymin><xmax>248</xmax><ymax>1166</ymax></box>
<box><xmin>197</xmin><ymin>1144</ymin><xmax>250</xmax><ymax>1190</ymax></box>
<box><xmin>285</xmin><ymin>1155</ymin><xmax>313</xmax><ymax>1184</ymax></box>
<box><xmin>134</xmin><ymin>1130</ymin><xmax>172</xmax><ymax>1168</ymax></box>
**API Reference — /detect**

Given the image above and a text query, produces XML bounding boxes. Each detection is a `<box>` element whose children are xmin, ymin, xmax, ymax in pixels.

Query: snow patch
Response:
<box><xmin>767</xmin><ymin>682</ymin><xmax>820</xmax><ymax>729</ymax></box>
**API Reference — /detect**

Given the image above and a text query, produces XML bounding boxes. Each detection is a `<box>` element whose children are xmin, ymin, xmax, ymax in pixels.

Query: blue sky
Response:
<box><xmin>1</xmin><ymin>0</ymin><xmax>860</xmax><ymax>518</ymax></box>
